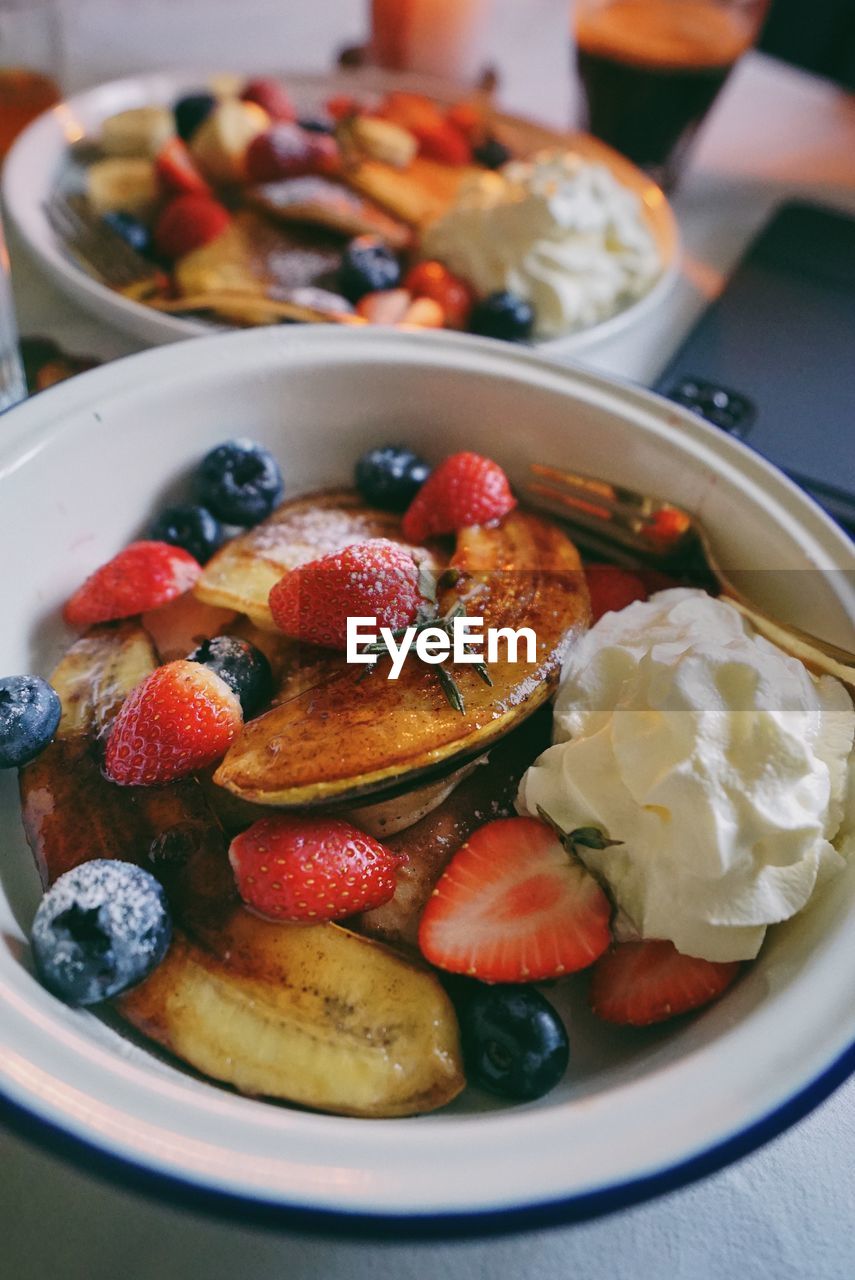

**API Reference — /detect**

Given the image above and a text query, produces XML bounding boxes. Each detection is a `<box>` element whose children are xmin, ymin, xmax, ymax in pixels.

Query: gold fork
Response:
<box><xmin>527</xmin><ymin>462</ymin><xmax>855</xmax><ymax>689</ymax></box>
<box><xmin>44</xmin><ymin>192</ymin><xmax>167</xmax><ymax>301</ymax></box>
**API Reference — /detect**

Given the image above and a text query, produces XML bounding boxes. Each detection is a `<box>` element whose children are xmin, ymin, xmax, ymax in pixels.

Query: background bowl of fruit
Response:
<box><xmin>0</xmin><ymin>325</ymin><xmax>853</xmax><ymax>1233</ymax></box>
<box><xmin>3</xmin><ymin>69</ymin><xmax>678</xmax><ymax>351</ymax></box>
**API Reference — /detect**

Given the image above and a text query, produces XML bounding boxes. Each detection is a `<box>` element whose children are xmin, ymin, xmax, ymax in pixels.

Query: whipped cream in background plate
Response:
<box><xmin>517</xmin><ymin>590</ymin><xmax>855</xmax><ymax>962</ymax></box>
<box><xmin>421</xmin><ymin>150</ymin><xmax>662</xmax><ymax>337</ymax></box>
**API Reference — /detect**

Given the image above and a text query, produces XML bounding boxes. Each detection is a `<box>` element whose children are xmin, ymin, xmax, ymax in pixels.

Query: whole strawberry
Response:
<box><xmin>268</xmin><ymin>537</ymin><xmax>422</xmax><ymax>649</ymax></box>
<box><xmin>401</xmin><ymin>452</ymin><xmax>516</xmax><ymax>542</ymax></box>
<box><xmin>154</xmin><ymin>194</ymin><xmax>230</xmax><ymax>261</ymax></box>
<box><xmin>63</xmin><ymin>541</ymin><xmax>201</xmax><ymax>628</ymax></box>
<box><xmin>229</xmin><ymin>815</ymin><xmax>404</xmax><ymax>922</ymax></box>
<box><xmin>105</xmin><ymin>660</ymin><xmax>242</xmax><ymax>786</ymax></box>
<box><xmin>584</xmin><ymin>564</ymin><xmax>648</xmax><ymax>623</ymax></box>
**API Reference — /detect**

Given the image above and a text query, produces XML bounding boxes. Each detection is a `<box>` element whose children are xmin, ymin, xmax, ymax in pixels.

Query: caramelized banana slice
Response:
<box><xmin>120</xmin><ymin>911</ymin><xmax>463</xmax><ymax>1118</ymax></box>
<box><xmin>195</xmin><ymin>489</ymin><xmax>436</xmax><ymax>630</ymax></box>
<box><xmin>20</xmin><ymin>622</ymin><xmax>464</xmax><ymax>1117</ymax></box>
<box><xmin>215</xmin><ymin>508</ymin><xmax>589</xmax><ymax>807</ymax></box>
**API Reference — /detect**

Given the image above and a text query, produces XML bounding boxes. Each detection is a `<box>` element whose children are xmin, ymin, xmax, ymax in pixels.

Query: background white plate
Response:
<box><xmin>2</xmin><ymin>70</ymin><xmax>679</xmax><ymax>353</ymax></box>
<box><xmin>0</xmin><ymin>328</ymin><xmax>852</xmax><ymax>1233</ymax></box>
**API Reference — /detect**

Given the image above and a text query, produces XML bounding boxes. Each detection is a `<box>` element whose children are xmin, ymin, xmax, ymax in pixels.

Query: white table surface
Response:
<box><xmin>3</xmin><ymin>17</ymin><xmax>855</xmax><ymax>1277</ymax></box>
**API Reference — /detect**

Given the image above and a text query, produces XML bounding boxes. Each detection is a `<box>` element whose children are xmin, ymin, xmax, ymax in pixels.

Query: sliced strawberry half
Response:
<box><xmin>155</xmin><ymin>137</ymin><xmax>211</xmax><ymax>197</ymax></box>
<box><xmin>589</xmin><ymin>939</ymin><xmax>741</xmax><ymax>1027</ymax></box>
<box><xmin>268</xmin><ymin>536</ymin><xmax>422</xmax><ymax>649</ymax></box>
<box><xmin>63</xmin><ymin>541</ymin><xmax>201</xmax><ymax>628</ymax></box>
<box><xmin>105</xmin><ymin>659</ymin><xmax>242</xmax><ymax>786</ymax></box>
<box><xmin>418</xmin><ymin>816</ymin><xmax>612</xmax><ymax>983</ymax></box>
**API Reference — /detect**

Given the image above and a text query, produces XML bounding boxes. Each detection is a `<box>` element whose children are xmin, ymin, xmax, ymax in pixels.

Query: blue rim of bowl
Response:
<box><xmin>2</xmin><ymin>1035</ymin><xmax>854</xmax><ymax>1240</ymax></box>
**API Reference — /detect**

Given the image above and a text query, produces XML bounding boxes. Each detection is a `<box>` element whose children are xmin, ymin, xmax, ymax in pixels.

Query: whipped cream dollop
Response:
<box><xmin>517</xmin><ymin>590</ymin><xmax>855</xmax><ymax>962</ymax></box>
<box><xmin>421</xmin><ymin>149</ymin><xmax>661</xmax><ymax>337</ymax></box>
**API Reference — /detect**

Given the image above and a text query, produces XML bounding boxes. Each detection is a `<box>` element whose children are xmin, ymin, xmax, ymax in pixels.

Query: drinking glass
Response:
<box><xmin>574</xmin><ymin>0</ymin><xmax>770</xmax><ymax>189</ymax></box>
<box><xmin>0</xmin><ymin>0</ymin><xmax>62</xmax><ymax>159</ymax></box>
<box><xmin>0</xmin><ymin>209</ymin><xmax>25</xmax><ymax>410</ymax></box>
<box><xmin>371</xmin><ymin>0</ymin><xmax>495</xmax><ymax>85</ymax></box>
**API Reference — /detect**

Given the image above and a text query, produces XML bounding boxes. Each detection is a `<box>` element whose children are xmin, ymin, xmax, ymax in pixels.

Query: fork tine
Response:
<box><xmin>527</xmin><ymin>483</ymin><xmax>669</xmax><ymax>559</ymax></box>
<box><xmin>45</xmin><ymin>191</ymin><xmax>161</xmax><ymax>291</ymax></box>
<box><xmin>530</xmin><ymin>463</ymin><xmax>659</xmax><ymax>515</ymax></box>
<box><xmin>64</xmin><ymin>195</ymin><xmax>151</xmax><ymax>286</ymax></box>
<box><xmin>526</xmin><ymin>463</ymin><xmax>698</xmax><ymax>570</ymax></box>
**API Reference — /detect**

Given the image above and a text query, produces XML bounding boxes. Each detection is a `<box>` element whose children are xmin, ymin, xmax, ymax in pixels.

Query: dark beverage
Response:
<box><xmin>576</xmin><ymin>1</ymin><xmax>761</xmax><ymax>186</ymax></box>
<box><xmin>0</xmin><ymin>69</ymin><xmax>60</xmax><ymax>157</ymax></box>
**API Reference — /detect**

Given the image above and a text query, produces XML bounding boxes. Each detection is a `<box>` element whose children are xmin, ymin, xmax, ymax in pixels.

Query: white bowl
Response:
<box><xmin>0</xmin><ymin>327</ymin><xmax>853</xmax><ymax>1235</ymax></box>
<box><xmin>2</xmin><ymin>70</ymin><xmax>679</xmax><ymax>355</ymax></box>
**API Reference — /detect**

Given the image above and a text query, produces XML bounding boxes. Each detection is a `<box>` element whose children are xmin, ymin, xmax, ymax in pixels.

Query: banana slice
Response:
<box><xmin>195</xmin><ymin>489</ymin><xmax>433</xmax><ymax>630</ymax></box>
<box><xmin>101</xmin><ymin>106</ymin><xmax>175</xmax><ymax>158</ymax></box>
<box><xmin>190</xmin><ymin>99</ymin><xmax>270</xmax><ymax>184</ymax></box>
<box><xmin>120</xmin><ymin>912</ymin><xmax>464</xmax><ymax>1118</ymax></box>
<box><xmin>86</xmin><ymin>157</ymin><xmax>159</xmax><ymax>219</ymax></box>
<box><xmin>19</xmin><ymin>621</ymin><xmax>465</xmax><ymax>1117</ymax></box>
<box><xmin>347</xmin><ymin>116</ymin><xmax>418</xmax><ymax>169</ymax></box>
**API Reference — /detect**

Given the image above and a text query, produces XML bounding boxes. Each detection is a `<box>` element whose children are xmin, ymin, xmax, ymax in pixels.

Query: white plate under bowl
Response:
<box><xmin>0</xmin><ymin>327</ymin><xmax>853</xmax><ymax>1236</ymax></box>
<box><xmin>2</xmin><ymin>69</ymin><xmax>679</xmax><ymax>354</ymax></box>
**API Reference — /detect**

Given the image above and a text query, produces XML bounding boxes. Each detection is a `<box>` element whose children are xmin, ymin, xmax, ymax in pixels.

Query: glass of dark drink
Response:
<box><xmin>575</xmin><ymin>0</ymin><xmax>770</xmax><ymax>189</ymax></box>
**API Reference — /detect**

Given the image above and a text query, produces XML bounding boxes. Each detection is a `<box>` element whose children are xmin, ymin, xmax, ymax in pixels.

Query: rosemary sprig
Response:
<box><xmin>356</xmin><ymin>595</ymin><xmax>492</xmax><ymax>713</ymax></box>
<box><xmin>536</xmin><ymin>806</ymin><xmax>623</xmax><ymax>855</ymax></box>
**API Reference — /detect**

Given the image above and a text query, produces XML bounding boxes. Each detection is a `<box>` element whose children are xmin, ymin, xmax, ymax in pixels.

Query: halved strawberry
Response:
<box><xmin>584</xmin><ymin>564</ymin><xmax>648</xmax><ymax>623</ymax></box>
<box><xmin>589</xmin><ymin>940</ymin><xmax>741</xmax><ymax>1027</ymax></box>
<box><xmin>403</xmin><ymin>261</ymin><xmax>474</xmax><ymax>329</ymax></box>
<box><xmin>414</xmin><ymin>119</ymin><xmax>472</xmax><ymax>166</ymax></box>
<box><xmin>154</xmin><ymin>194</ymin><xmax>231</xmax><ymax>261</ymax></box>
<box><xmin>268</xmin><ymin>537</ymin><xmax>422</xmax><ymax>649</ymax></box>
<box><xmin>241</xmin><ymin>77</ymin><xmax>296</xmax><ymax>122</ymax></box>
<box><xmin>63</xmin><ymin>541</ymin><xmax>201</xmax><ymax>629</ymax></box>
<box><xmin>229</xmin><ymin>815</ymin><xmax>404</xmax><ymax>922</ymax></box>
<box><xmin>401</xmin><ymin>451</ymin><xmax>516</xmax><ymax>542</ymax></box>
<box><xmin>445</xmin><ymin>100</ymin><xmax>487</xmax><ymax>143</ymax></box>
<box><xmin>105</xmin><ymin>659</ymin><xmax>242</xmax><ymax>786</ymax></box>
<box><xmin>155</xmin><ymin>137</ymin><xmax>211</xmax><ymax>196</ymax></box>
<box><xmin>378</xmin><ymin>91</ymin><xmax>446</xmax><ymax>134</ymax></box>
<box><xmin>326</xmin><ymin>93</ymin><xmax>361</xmax><ymax>122</ymax></box>
<box><xmin>418</xmin><ymin>816</ymin><xmax>612</xmax><ymax>983</ymax></box>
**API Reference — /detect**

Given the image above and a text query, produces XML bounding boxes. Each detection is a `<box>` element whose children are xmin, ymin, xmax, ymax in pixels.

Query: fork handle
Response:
<box><xmin>724</xmin><ymin>595</ymin><xmax>855</xmax><ymax>692</ymax></box>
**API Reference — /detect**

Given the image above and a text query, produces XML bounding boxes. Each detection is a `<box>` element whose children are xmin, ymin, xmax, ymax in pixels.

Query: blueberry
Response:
<box><xmin>298</xmin><ymin>117</ymin><xmax>335</xmax><ymax>135</ymax></box>
<box><xmin>174</xmin><ymin>91</ymin><xmax>216</xmax><ymax>142</ymax></box>
<box><xmin>339</xmin><ymin>236</ymin><xmax>401</xmax><ymax>302</ymax></box>
<box><xmin>31</xmin><ymin>860</ymin><xmax>172</xmax><ymax>1006</ymax></box>
<box><xmin>469</xmin><ymin>290</ymin><xmax>535</xmax><ymax>343</ymax></box>
<box><xmin>102</xmin><ymin>211</ymin><xmax>152</xmax><ymax>256</ymax></box>
<box><xmin>150</xmin><ymin>503</ymin><xmax>223</xmax><ymax>564</ymax></box>
<box><xmin>453</xmin><ymin>982</ymin><xmax>569</xmax><ymax>1101</ymax></box>
<box><xmin>473</xmin><ymin>137</ymin><xmax>511</xmax><ymax>170</ymax></box>
<box><xmin>196</xmin><ymin>439</ymin><xmax>283</xmax><ymax>526</ymax></box>
<box><xmin>355</xmin><ymin>445</ymin><xmax>431</xmax><ymax>512</ymax></box>
<box><xmin>0</xmin><ymin>675</ymin><xmax>61</xmax><ymax>769</ymax></box>
<box><xmin>187</xmin><ymin>635</ymin><xmax>273</xmax><ymax>718</ymax></box>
